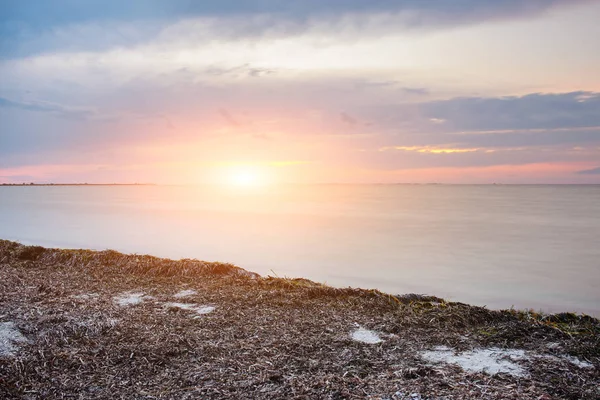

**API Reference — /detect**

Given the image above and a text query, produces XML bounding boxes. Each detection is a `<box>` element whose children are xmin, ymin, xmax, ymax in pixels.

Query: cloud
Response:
<box><xmin>1</xmin><ymin>1</ymin><xmax>588</xmax><ymax>27</ymax></box>
<box><xmin>205</xmin><ymin>64</ymin><xmax>275</xmax><ymax>78</ymax></box>
<box><xmin>337</xmin><ymin>91</ymin><xmax>600</xmax><ymax>171</ymax></box>
<box><xmin>379</xmin><ymin>146</ymin><xmax>481</xmax><ymax>154</ymax></box>
<box><xmin>1</xmin><ymin>52</ymin><xmax>599</xmax><ymax>178</ymax></box>
<box><xmin>0</xmin><ymin>0</ymin><xmax>592</xmax><ymax>58</ymax></box>
<box><xmin>218</xmin><ymin>108</ymin><xmax>241</xmax><ymax>127</ymax></box>
<box><xmin>577</xmin><ymin>166</ymin><xmax>600</xmax><ymax>174</ymax></box>
<box><xmin>450</xmin><ymin>126</ymin><xmax>600</xmax><ymax>149</ymax></box>
<box><xmin>340</xmin><ymin>112</ymin><xmax>357</xmax><ymax>125</ymax></box>
<box><xmin>401</xmin><ymin>87</ymin><xmax>429</xmax><ymax>96</ymax></box>
<box><xmin>1</xmin><ymin>2</ymin><xmax>598</xmax><ymax>183</ymax></box>
<box><xmin>421</xmin><ymin>92</ymin><xmax>600</xmax><ymax>132</ymax></box>
<box><xmin>0</xmin><ymin>96</ymin><xmax>99</xmax><ymax>120</ymax></box>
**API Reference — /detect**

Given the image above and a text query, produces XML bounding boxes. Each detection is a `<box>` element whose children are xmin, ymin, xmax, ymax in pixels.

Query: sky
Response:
<box><xmin>1</xmin><ymin>0</ymin><xmax>600</xmax><ymax>184</ymax></box>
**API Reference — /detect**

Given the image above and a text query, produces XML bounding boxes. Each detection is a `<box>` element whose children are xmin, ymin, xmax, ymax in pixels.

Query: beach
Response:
<box><xmin>0</xmin><ymin>240</ymin><xmax>598</xmax><ymax>399</ymax></box>
<box><xmin>4</xmin><ymin>1</ymin><xmax>600</xmax><ymax>398</ymax></box>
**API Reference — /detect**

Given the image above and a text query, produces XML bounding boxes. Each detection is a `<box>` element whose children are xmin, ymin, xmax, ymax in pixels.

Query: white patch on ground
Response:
<box><xmin>0</xmin><ymin>322</ymin><xmax>27</xmax><ymax>357</ymax></box>
<box><xmin>535</xmin><ymin>353</ymin><xmax>594</xmax><ymax>369</ymax></box>
<box><xmin>164</xmin><ymin>302</ymin><xmax>196</xmax><ymax>311</ymax></box>
<box><xmin>114</xmin><ymin>292</ymin><xmax>147</xmax><ymax>306</ymax></box>
<box><xmin>194</xmin><ymin>306</ymin><xmax>216</xmax><ymax>315</ymax></box>
<box><xmin>164</xmin><ymin>302</ymin><xmax>215</xmax><ymax>315</ymax></box>
<box><xmin>420</xmin><ymin>346</ymin><xmax>527</xmax><ymax>377</ymax></box>
<box><xmin>560</xmin><ymin>355</ymin><xmax>594</xmax><ymax>369</ymax></box>
<box><xmin>72</xmin><ymin>293</ymin><xmax>99</xmax><ymax>300</ymax></box>
<box><xmin>173</xmin><ymin>289</ymin><xmax>197</xmax><ymax>298</ymax></box>
<box><xmin>394</xmin><ymin>392</ymin><xmax>422</xmax><ymax>400</ymax></box>
<box><xmin>350</xmin><ymin>327</ymin><xmax>383</xmax><ymax>344</ymax></box>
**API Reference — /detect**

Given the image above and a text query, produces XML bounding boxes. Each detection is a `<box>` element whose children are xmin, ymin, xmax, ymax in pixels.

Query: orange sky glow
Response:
<box><xmin>1</xmin><ymin>1</ymin><xmax>600</xmax><ymax>184</ymax></box>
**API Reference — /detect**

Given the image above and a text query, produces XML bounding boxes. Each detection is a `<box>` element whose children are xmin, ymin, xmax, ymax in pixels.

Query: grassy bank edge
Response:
<box><xmin>1</xmin><ymin>238</ymin><xmax>597</xmax><ymax>335</ymax></box>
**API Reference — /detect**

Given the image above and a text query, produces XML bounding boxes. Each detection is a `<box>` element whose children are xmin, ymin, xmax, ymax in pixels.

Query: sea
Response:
<box><xmin>1</xmin><ymin>184</ymin><xmax>598</xmax><ymax>316</ymax></box>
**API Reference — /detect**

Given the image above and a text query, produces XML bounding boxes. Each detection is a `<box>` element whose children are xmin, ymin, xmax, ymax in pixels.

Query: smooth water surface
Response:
<box><xmin>1</xmin><ymin>184</ymin><xmax>598</xmax><ymax>316</ymax></box>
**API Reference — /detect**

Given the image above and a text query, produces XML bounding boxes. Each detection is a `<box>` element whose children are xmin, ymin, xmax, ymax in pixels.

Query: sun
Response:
<box><xmin>231</xmin><ymin>169</ymin><xmax>259</xmax><ymax>186</ymax></box>
<box><xmin>225</xmin><ymin>166</ymin><xmax>266</xmax><ymax>187</ymax></box>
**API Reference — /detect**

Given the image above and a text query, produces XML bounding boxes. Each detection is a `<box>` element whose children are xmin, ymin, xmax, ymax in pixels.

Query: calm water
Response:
<box><xmin>1</xmin><ymin>184</ymin><xmax>599</xmax><ymax>316</ymax></box>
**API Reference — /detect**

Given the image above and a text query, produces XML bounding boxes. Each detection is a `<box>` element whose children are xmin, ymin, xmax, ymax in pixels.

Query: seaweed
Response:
<box><xmin>0</xmin><ymin>240</ymin><xmax>598</xmax><ymax>399</ymax></box>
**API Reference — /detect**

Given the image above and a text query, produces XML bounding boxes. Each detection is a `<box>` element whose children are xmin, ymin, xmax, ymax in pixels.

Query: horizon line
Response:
<box><xmin>1</xmin><ymin>182</ymin><xmax>599</xmax><ymax>187</ymax></box>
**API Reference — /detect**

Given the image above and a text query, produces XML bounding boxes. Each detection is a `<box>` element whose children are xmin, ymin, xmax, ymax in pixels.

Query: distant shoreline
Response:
<box><xmin>0</xmin><ymin>183</ymin><xmax>156</xmax><ymax>186</ymax></box>
<box><xmin>1</xmin><ymin>182</ymin><xmax>599</xmax><ymax>186</ymax></box>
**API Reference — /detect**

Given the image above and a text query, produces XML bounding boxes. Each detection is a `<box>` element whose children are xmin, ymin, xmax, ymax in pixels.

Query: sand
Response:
<box><xmin>420</xmin><ymin>346</ymin><xmax>527</xmax><ymax>377</ymax></box>
<box><xmin>113</xmin><ymin>291</ymin><xmax>147</xmax><ymax>306</ymax></box>
<box><xmin>0</xmin><ymin>321</ymin><xmax>27</xmax><ymax>357</ymax></box>
<box><xmin>164</xmin><ymin>302</ymin><xmax>216</xmax><ymax>315</ymax></box>
<box><xmin>350</xmin><ymin>326</ymin><xmax>383</xmax><ymax>344</ymax></box>
<box><xmin>173</xmin><ymin>289</ymin><xmax>198</xmax><ymax>298</ymax></box>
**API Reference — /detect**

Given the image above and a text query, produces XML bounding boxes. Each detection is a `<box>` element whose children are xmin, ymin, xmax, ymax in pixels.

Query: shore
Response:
<box><xmin>0</xmin><ymin>240</ymin><xmax>598</xmax><ymax>399</ymax></box>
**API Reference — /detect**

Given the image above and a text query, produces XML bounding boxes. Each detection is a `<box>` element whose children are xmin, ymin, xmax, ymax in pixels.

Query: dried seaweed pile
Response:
<box><xmin>0</xmin><ymin>240</ymin><xmax>598</xmax><ymax>399</ymax></box>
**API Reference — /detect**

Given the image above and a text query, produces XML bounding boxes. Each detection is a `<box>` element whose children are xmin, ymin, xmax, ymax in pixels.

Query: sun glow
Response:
<box><xmin>224</xmin><ymin>165</ymin><xmax>268</xmax><ymax>188</ymax></box>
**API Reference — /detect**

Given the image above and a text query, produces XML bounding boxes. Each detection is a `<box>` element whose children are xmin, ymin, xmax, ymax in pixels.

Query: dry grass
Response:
<box><xmin>1</xmin><ymin>240</ymin><xmax>598</xmax><ymax>399</ymax></box>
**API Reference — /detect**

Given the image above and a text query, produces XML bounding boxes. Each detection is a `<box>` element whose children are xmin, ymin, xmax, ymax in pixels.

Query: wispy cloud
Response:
<box><xmin>340</xmin><ymin>112</ymin><xmax>358</xmax><ymax>126</ymax></box>
<box><xmin>205</xmin><ymin>64</ymin><xmax>276</xmax><ymax>78</ymax></box>
<box><xmin>0</xmin><ymin>97</ymin><xmax>99</xmax><ymax>120</ymax></box>
<box><xmin>379</xmin><ymin>146</ymin><xmax>481</xmax><ymax>154</ymax></box>
<box><xmin>577</xmin><ymin>166</ymin><xmax>600</xmax><ymax>175</ymax></box>
<box><xmin>218</xmin><ymin>108</ymin><xmax>241</xmax><ymax>127</ymax></box>
<box><xmin>215</xmin><ymin>160</ymin><xmax>310</xmax><ymax>167</ymax></box>
<box><xmin>401</xmin><ymin>87</ymin><xmax>429</xmax><ymax>96</ymax></box>
<box><xmin>422</xmin><ymin>92</ymin><xmax>600</xmax><ymax>132</ymax></box>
